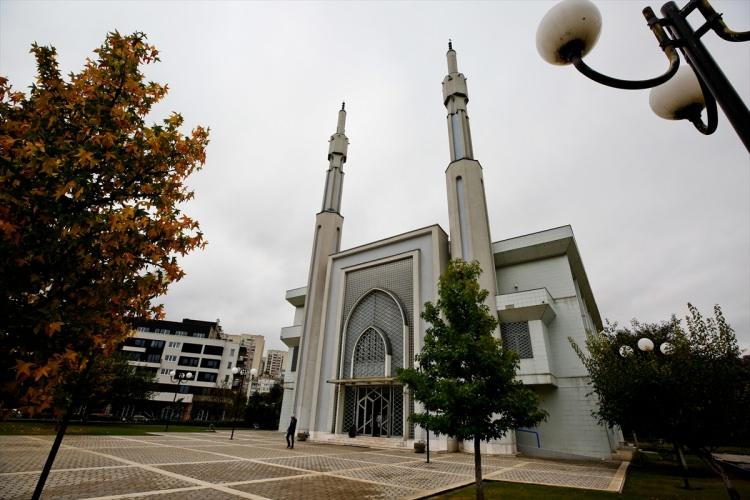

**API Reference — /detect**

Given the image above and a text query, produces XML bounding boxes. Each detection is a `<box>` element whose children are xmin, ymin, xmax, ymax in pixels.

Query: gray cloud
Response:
<box><xmin>2</xmin><ymin>1</ymin><xmax>748</xmax><ymax>352</ymax></box>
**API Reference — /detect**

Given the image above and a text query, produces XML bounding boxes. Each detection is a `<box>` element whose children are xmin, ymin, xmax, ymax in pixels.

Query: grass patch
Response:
<box><xmin>0</xmin><ymin>421</ymin><xmax>219</xmax><ymax>436</ymax></box>
<box><xmin>432</xmin><ymin>453</ymin><xmax>750</xmax><ymax>499</ymax></box>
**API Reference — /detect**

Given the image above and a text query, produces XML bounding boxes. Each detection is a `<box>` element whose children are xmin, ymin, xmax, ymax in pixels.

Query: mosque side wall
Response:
<box><xmin>496</xmin><ymin>253</ymin><xmax>616</xmax><ymax>459</ymax></box>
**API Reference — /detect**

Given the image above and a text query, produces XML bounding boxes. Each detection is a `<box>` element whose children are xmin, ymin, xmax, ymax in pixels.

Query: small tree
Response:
<box><xmin>572</xmin><ymin>304</ymin><xmax>749</xmax><ymax>500</ymax></box>
<box><xmin>0</xmin><ymin>32</ymin><xmax>208</xmax><ymax>499</ymax></box>
<box><xmin>398</xmin><ymin>260</ymin><xmax>547</xmax><ymax>500</ymax></box>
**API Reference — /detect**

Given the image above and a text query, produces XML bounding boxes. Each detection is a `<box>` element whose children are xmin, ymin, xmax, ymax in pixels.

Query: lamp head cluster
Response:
<box><xmin>231</xmin><ymin>367</ymin><xmax>258</xmax><ymax>377</ymax></box>
<box><xmin>169</xmin><ymin>370</ymin><xmax>193</xmax><ymax>380</ymax></box>
<box><xmin>536</xmin><ymin>0</ymin><xmax>712</xmax><ymax>130</ymax></box>
<box><xmin>619</xmin><ymin>338</ymin><xmax>674</xmax><ymax>357</ymax></box>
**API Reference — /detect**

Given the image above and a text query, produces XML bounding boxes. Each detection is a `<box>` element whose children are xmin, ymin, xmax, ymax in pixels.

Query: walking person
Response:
<box><xmin>286</xmin><ymin>415</ymin><xmax>297</xmax><ymax>449</ymax></box>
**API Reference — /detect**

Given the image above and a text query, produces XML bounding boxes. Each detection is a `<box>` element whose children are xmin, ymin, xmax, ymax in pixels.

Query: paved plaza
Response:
<box><xmin>0</xmin><ymin>431</ymin><xmax>627</xmax><ymax>499</ymax></box>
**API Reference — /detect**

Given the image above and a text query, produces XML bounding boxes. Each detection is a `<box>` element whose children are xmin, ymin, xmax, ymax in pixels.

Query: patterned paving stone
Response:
<box><xmin>519</xmin><ymin>460</ymin><xmax>619</xmax><ymax>477</ymax></box>
<box><xmin>432</xmin><ymin>453</ymin><xmax>526</xmax><ymax>468</ymax></box>
<box><xmin>335</xmin><ymin>464</ymin><xmax>468</xmax><ymax>491</ymax></box>
<box><xmin>0</xmin><ymin>448</ymin><xmax>124</xmax><ymax>473</ymax></box>
<box><xmin>231</xmin><ymin>475</ymin><xmax>418</xmax><ymax>500</ymax></box>
<box><xmin>488</xmin><ymin>467</ymin><xmax>614</xmax><ymax>489</ymax></box>
<box><xmin>396</xmin><ymin>459</ymin><xmax>503</xmax><ymax>476</ymax></box>
<box><xmin>93</xmin><ymin>446</ymin><xmax>230</xmax><ymax>464</ymax></box>
<box><xmin>133</xmin><ymin>487</ymin><xmax>244</xmax><ymax>499</ymax></box>
<box><xmin>334</xmin><ymin>452</ymin><xmax>422</xmax><ymax>465</ymax></box>
<box><xmin>156</xmin><ymin>459</ymin><xmax>309</xmax><ymax>483</ymax></box>
<box><xmin>0</xmin><ymin>433</ymin><xmax>622</xmax><ymax>498</ymax></box>
<box><xmin>0</xmin><ymin>465</ymin><xmax>194</xmax><ymax>500</ymax></box>
<box><xmin>184</xmin><ymin>445</ymin><xmax>301</xmax><ymax>460</ymax></box>
<box><xmin>259</xmin><ymin>455</ymin><xmax>380</xmax><ymax>472</ymax></box>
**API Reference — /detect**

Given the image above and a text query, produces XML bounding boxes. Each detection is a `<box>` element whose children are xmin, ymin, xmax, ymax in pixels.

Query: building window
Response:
<box><xmin>203</xmin><ymin>345</ymin><xmax>223</xmax><ymax>356</ymax></box>
<box><xmin>133</xmin><ymin>338</ymin><xmax>146</xmax><ymax>347</ymax></box>
<box><xmin>175</xmin><ymin>330</ymin><xmax>188</xmax><ymax>336</ymax></box>
<box><xmin>178</xmin><ymin>356</ymin><xmax>200</xmax><ymax>367</ymax></box>
<box><xmin>150</xmin><ymin>340</ymin><xmax>165</xmax><ymax>349</ymax></box>
<box><xmin>201</xmin><ymin>359</ymin><xmax>220</xmax><ymax>369</ymax></box>
<box><xmin>197</xmin><ymin>372</ymin><xmax>217</xmax><ymax>382</ymax></box>
<box><xmin>164</xmin><ymin>354</ymin><xmax>177</xmax><ymax>363</ymax></box>
<box><xmin>145</xmin><ymin>353</ymin><xmax>161</xmax><ymax>363</ymax></box>
<box><xmin>160</xmin><ymin>368</ymin><xmax>169</xmax><ymax>375</ymax></box>
<box><xmin>136</xmin><ymin>326</ymin><xmax>149</xmax><ymax>332</ymax></box>
<box><xmin>193</xmin><ymin>332</ymin><xmax>207</xmax><ymax>338</ymax></box>
<box><xmin>500</xmin><ymin>322</ymin><xmax>533</xmax><ymax>359</ymax></box>
<box><xmin>181</xmin><ymin>343</ymin><xmax>202</xmax><ymax>354</ymax></box>
<box><xmin>352</xmin><ymin>328</ymin><xmax>387</xmax><ymax>378</ymax></box>
<box><xmin>290</xmin><ymin>346</ymin><xmax>298</xmax><ymax>372</ymax></box>
<box><xmin>178</xmin><ymin>384</ymin><xmax>190</xmax><ymax>394</ymax></box>
<box><xmin>227</xmin><ymin>361</ymin><xmax>232</xmax><ymax>369</ymax></box>
<box><xmin>168</xmin><ymin>341</ymin><xmax>180</xmax><ymax>348</ymax></box>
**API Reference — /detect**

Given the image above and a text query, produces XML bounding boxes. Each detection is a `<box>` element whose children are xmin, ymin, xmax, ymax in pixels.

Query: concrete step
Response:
<box><xmin>314</xmin><ymin>434</ymin><xmax>412</xmax><ymax>450</ymax></box>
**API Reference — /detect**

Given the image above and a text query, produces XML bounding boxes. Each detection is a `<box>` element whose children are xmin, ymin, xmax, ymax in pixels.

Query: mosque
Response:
<box><xmin>278</xmin><ymin>44</ymin><xmax>621</xmax><ymax>459</ymax></box>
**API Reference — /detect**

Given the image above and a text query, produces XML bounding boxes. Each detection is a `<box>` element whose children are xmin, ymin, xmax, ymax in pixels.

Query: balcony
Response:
<box><xmin>286</xmin><ymin>286</ymin><xmax>306</xmax><ymax>307</ymax></box>
<box><xmin>280</xmin><ymin>325</ymin><xmax>302</xmax><ymax>348</ymax></box>
<box><xmin>496</xmin><ymin>288</ymin><xmax>556</xmax><ymax>325</ymax></box>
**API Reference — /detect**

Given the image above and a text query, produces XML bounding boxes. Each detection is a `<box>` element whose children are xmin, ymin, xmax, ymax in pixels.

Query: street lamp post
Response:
<box><xmin>537</xmin><ymin>0</ymin><xmax>750</xmax><ymax>152</ymax></box>
<box><xmin>164</xmin><ymin>370</ymin><xmax>193</xmax><ymax>432</ymax></box>
<box><xmin>230</xmin><ymin>367</ymin><xmax>257</xmax><ymax>440</ymax></box>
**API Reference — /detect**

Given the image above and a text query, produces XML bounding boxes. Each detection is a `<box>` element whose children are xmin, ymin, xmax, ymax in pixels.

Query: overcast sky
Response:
<box><xmin>2</xmin><ymin>1</ymin><xmax>749</xmax><ymax>354</ymax></box>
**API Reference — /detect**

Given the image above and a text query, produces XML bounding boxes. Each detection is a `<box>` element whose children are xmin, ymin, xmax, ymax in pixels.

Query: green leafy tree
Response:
<box><xmin>398</xmin><ymin>260</ymin><xmax>547</xmax><ymax>500</ymax></box>
<box><xmin>81</xmin><ymin>351</ymin><xmax>156</xmax><ymax>420</ymax></box>
<box><xmin>0</xmin><ymin>32</ymin><xmax>208</xmax><ymax>498</ymax></box>
<box><xmin>571</xmin><ymin>304</ymin><xmax>749</xmax><ymax>499</ymax></box>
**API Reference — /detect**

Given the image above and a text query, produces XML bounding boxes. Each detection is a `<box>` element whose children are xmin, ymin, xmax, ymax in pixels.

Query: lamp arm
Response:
<box><xmin>571</xmin><ymin>7</ymin><xmax>680</xmax><ymax>90</ymax></box>
<box><xmin>695</xmin><ymin>0</ymin><xmax>750</xmax><ymax>42</ymax></box>
<box><xmin>572</xmin><ymin>49</ymin><xmax>680</xmax><ymax>90</ymax></box>
<box><xmin>687</xmin><ymin>70</ymin><xmax>718</xmax><ymax>135</ymax></box>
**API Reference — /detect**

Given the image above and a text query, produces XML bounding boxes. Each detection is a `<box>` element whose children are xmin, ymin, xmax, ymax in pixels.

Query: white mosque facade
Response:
<box><xmin>278</xmin><ymin>45</ymin><xmax>621</xmax><ymax>460</ymax></box>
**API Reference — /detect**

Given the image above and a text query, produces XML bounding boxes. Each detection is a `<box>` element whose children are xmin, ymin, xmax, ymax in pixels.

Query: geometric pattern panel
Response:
<box><xmin>344</xmin><ymin>290</ymin><xmax>404</xmax><ymax>377</ymax></box>
<box><xmin>342</xmin><ymin>258</ymin><xmax>413</xmax><ymax>369</ymax></box>
<box><xmin>352</xmin><ymin>328</ymin><xmax>386</xmax><ymax>378</ymax></box>
<box><xmin>500</xmin><ymin>321</ymin><xmax>533</xmax><ymax>359</ymax></box>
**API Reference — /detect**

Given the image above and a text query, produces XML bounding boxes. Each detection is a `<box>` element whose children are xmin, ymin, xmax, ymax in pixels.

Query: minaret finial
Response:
<box><xmin>322</xmin><ymin>106</ymin><xmax>349</xmax><ymax>213</ymax></box>
<box><xmin>448</xmin><ymin>39</ymin><xmax>453</xmax><ymax>50</ymax></box>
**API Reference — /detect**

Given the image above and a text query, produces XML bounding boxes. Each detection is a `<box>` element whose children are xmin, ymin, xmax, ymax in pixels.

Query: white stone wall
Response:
<box><xmin>496</xmin><ymin>255</ymin><xmax>574</xmax><ymax>298</ymax></box>
<box><xmin>518</xmin><ymin>379</ymin><xmax>616</xmax><ymax>459</ymax></box>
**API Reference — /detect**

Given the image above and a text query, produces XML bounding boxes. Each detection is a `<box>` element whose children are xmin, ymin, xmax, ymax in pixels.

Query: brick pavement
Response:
<box><xmin>0</xmin><ymin>430</ymin><xmax>628</xmax><ymax>499</ymax></box>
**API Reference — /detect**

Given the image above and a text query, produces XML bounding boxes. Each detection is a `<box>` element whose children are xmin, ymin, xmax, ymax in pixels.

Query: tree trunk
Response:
<box><xmin>32</xmin><ymin>406</ymin><xmax>71</xmax><ymax>500</ymax></box>
<box><xmin>697</xmin><ymin>449</ymin><xmax>740</xmax><ymax>500</ymax></box>
<box><xmin>473</xmin><ymin>436</ymin><xmax>484</xmax><ymax>500</ymax></box>
<box><xmin>32</xmin><ymin>353</ymin><xmax>96</xmax><ymax>500</ymax></box>
<box><xmin>674</xmin><ymin>443</ymin><xmax>690</xmax><ymax>489</ymax></box>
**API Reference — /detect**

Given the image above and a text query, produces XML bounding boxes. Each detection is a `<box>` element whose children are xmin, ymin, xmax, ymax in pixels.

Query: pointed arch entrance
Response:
<box><xmin>331</xmin><ymin>288</ymin><xmax>407</xmax><ymax>438</ymax></box>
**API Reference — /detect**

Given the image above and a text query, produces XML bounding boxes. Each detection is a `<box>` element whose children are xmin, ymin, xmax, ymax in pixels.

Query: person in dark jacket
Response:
<box><xmin>286</xmin><ymin>415</ymin><xmax>297</xmax><ymax>448</ymax></box>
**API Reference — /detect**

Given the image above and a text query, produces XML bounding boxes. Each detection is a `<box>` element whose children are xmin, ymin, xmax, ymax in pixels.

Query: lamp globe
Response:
<box><xmin>537</xmin><ymin>0</ymin><xmax>602</xmax><ymax>65</ymax></box>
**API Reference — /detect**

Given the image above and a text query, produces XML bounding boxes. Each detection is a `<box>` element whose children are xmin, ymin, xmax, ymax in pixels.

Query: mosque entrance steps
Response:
<box><xmin>310</xmin><ymin>432</ymin><xmax>413</xmax><ymax>450</ymax></box>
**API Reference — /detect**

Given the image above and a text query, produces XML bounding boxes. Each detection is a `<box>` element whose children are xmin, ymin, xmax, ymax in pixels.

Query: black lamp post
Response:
<box><xmin>164</xmin><ymin>370</ymin><xmax>193</xmax><ymax>432</ymax></box>
<box><xmin>537</xmin><ymin>0</ymin><xmax>750</xmax><ymax>152</ymax></box>
<box><xmin>230</xmin><ymin>366</ymin><xmax>257</xmax><ymax>440</ymax></box>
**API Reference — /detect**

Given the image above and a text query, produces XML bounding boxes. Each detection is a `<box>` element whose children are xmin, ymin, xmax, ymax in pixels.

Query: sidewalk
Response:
<box><xmin>0</xmin><ymin>431</ymin><xmax>627</xmax><ymax>499</ymax></box>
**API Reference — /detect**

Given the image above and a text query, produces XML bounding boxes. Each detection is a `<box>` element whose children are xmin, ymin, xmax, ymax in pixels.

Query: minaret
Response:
<box><xmin>294</xmin><ymin>105</ymin><xmax>348</xmax><ymax>433</ymax></box>
<box><xmin>443</xmin><ymin>42</ymin><xmax>515</xmax><ymax>455</ymax></box>
<box><xmin>443</xmin><ymin>42</ymin><xmax>498</xmax><ymax>311</ymax></box>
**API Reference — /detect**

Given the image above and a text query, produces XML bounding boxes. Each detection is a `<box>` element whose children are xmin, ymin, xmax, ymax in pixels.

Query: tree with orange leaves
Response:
<box><xmin>0</xmin><ymin>32</ymin><xmax>208</xmax><ymax>422</ymax></box>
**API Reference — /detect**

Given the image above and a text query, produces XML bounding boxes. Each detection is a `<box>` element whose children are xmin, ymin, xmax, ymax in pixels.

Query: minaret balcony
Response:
<box><xmin>280</xmin><ymin>325</ymin><xmax>302</xmax><ymax>347</ymax></box>
<box><xmin>496</xmin><ymin>287</ymin><xmax>557</xmax><ymax>325</ymax></box>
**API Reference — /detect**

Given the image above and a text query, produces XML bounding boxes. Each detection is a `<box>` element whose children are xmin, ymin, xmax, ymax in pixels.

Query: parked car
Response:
<box><xmin>132</xmin><ymin>414</ymin><xmax>151</xmax><ymax>423</ymax></box>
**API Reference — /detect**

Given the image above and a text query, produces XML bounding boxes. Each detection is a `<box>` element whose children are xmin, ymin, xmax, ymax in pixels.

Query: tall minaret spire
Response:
<box><xmin>321</xmin><ymin>103</ymin><xmax>349</xmax><ymax>213</ymax></box>
<box><xmin>442</xmin><ymin>41</ymin><xmax>512</xmax><ymax>454</ymax></box>
<box><xmin>443</xmin><ymin>41</ymin><xmax>474</xmax><ymax>162</ymax></box>
<box><xmin>442</xmin><ymin>42</ymin><xmax>497</xmax><ymax>296</ymax></box>
<box><xmin>294</xmin><ymin>105</ymin><xmax>348</xmax><ymax>433</ymax></box>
